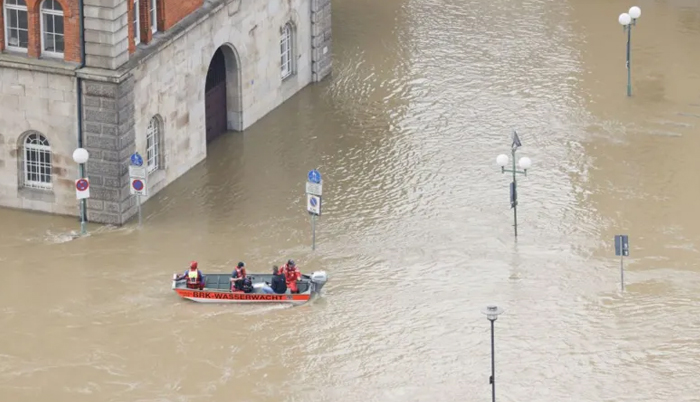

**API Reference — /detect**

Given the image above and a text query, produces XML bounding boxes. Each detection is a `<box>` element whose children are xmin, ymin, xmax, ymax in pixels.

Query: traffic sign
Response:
<box><xmin>307</xmin><ymin>169</ymin><xmax>321</xmax><ymax>184</ymax></box>
<box><xmin>130</xmin><ymin>152</ymin><xmax>144</xmax><ymax>167</ymax></box>
<box><xmin>129</xmin><ymin>165</ymin><xmax>146</xmax><ymax>180</ymax></box>
<box><xmin>614</xmin><ymin>235</ymin><xmax>629</xmax><ymax>257</ymax></box>
<box><xmin>307</xmin><ymin>194</ymin><xmax>321</xmax><ymax>215</ymax></box>
<box><xmin>305</xmin><ymin>181</ymin><xmax>322</xmax><ymax>196</ymax></box>
<box><xmin>130</xmin><ymin>178</ymin><xmax>148</xmax><ymax>196</ymax></box>
<box><xmin>75</xmin><ymin>178</ymin><xmax>90</xmax><ymax>199</ymax></box>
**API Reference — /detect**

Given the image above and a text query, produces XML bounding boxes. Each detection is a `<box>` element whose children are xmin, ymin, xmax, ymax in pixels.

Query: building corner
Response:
<box><xmin>311</xmin><ymin>0</ymin><xmax>332</xmax><ymax>82</ymax></box>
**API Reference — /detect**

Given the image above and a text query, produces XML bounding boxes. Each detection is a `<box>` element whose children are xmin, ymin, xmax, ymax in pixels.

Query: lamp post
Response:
<box><xmin>481</xmin><ymin>304</ymin><xmax>504</xmax><ymax>402</ymax></box>
<box><xmin>618</xmin><ymin>6</ymin><xmax>641</xmax><ymax>97</ymax></box>
<box><xmin>72</xmin><ymin>148</ymin><xmax>89</xmax><ymax>236</ymax></box>
<box><xmin>496</xmin><ymin>130</ymin><xmax>531</xmax><ymax>237</ymax></box>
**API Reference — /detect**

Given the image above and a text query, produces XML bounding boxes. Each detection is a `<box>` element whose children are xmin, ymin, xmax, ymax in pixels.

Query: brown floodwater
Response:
<box><xmin>2</xmin><ymin>0</ymin><xmax>700</xmax><ymax>401</ymax></box>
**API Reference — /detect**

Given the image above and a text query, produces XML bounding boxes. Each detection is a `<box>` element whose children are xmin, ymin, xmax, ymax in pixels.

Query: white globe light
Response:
<box><xmin>628</xmin><ymin>6</ymin><xmax>641</xmax><ymax>19</ymax></box>
<box><xmin>618</xmin><ymin>13</ymin><xmax>631</xmax><ymax>26</ymax></box>
<box><xmin>518</xmin><ymin>156</ymin><xmax>532</xmax><ymax>170</ymax></box>
<box><xmin>72</xmin><ymin>148</ymin><xmax>89</xmax><ymax>164</ymax></box>
<box><xmin>496</xmin><ymin>154</ymin><xmax>509</xmax><ymax>167</ymax></box>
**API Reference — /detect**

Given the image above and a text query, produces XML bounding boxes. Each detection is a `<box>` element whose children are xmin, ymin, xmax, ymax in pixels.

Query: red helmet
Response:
<box><xmin>190</xmin><ymin>261</ymin><xmax>198</xmax><ymax>269</ymax></box>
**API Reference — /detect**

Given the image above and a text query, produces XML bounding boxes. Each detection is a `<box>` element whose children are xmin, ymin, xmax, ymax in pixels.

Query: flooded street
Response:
<box><xmin>2</xmin><ymin>0</ymin><xmax>700</xmax><ymax>400</ymax></box>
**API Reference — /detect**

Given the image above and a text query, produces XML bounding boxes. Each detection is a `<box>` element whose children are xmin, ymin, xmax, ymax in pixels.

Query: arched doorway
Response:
<box><xmin>205</xmin><ymin>45</ymin><xmax>242</xmax><ymax>143</ymax></box>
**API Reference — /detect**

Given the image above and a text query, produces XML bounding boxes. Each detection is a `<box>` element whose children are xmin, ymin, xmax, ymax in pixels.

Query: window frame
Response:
<box><xmin>146</xmin><ymin>116</ymin><xmax>161</xmax><ymax>173</ymax></box>
<box><xmin>3</xmin><ymin>0</ymin><xmax>29</xmax><ymax>53</ymax></box>
<box><xmin>39</xmin><ymin>0</ymin><xmax>65</xmax><ymax>58</ymax></box>
<box><xmin>133</xmin><ymin>0</ymin><xmax>141</xmax><ymax>45</ymax></box>
<box><xmin>23</xmin><ymin>133</ymin><xmax>53</xmax><ymax>191</ymax></box>
<box><xmin>149</xmin><ymin>0</ymin><xmax>157</xmax><ymax>33</ymax></box>
<box><xmin>280</xmin><ymin>23</ymin><xmax>293</xmax><ymax>80</ymax></box>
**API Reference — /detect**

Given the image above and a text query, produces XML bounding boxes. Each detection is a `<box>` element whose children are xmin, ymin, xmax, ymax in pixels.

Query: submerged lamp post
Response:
<box><xmin>496</xmin><ymin>130</ymin><xmax>531</xmax><ymax>237</ymax></box>
<box><xmin>72</xmin><ymin>147</ymin><xmax>89</xmax><ymax>235</ymax></box>
<box><xmin>482</xmin><ymin>305</ymin><xmax>504</xmax><ymax>402</ymax></box>
<box><xmin>618</xmin><ymin>6</ymin><xmax>641</xmax><ymax>97</ymax></box>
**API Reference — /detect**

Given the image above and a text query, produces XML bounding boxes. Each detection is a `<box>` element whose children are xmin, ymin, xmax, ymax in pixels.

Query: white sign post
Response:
<box><xmin>75</xmin><ymin>178</ymin><xmax>90</xmax><ymax>200</ymax></box>
<box><xmin>306</xmin><ymin>170</ymin><xmax>323</xmax><ymax>251</ymax></box>
<box><xmin>128</xmin><ymin>153</ymin><xmax>147</xmax><ymax>227</ymax></box>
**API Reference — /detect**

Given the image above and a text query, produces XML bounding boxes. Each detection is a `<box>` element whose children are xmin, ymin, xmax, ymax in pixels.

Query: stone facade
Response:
<box><xmin>0</xmin><ymin>0</ymin><xmax>332</xmax><ymax>225</ymax></box>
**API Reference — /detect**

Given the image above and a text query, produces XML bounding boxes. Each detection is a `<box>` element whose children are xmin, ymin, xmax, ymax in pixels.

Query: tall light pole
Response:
<box><xmin>496</xmin><ymin>130</ymin><xmax>531</xmax><ymax>237</ymax></box>
<box><xmin>618</xmin><ymin>6</ymin><xmax>641</xmax><ymax>97</ymax></box>
<box><xmin>481</xmin><ymin>305</ymin><xmax>504</xmax><ymax>402</ymax></box>
<box><xmin>72</xmin><ymin>148</ymin><xmax>89</xmax><ymax>235</ymax></box>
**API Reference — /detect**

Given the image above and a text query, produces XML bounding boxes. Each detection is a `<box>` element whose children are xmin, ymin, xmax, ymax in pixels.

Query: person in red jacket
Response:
<box><xmin>279</xmin><ymin>259</ymin><xmax>301</xmax><ymax>293</ymax></box>
<box><xmin>175</xmin><ymin>261</ymin><xmax>205</xmax><ymax>290</ymax></box>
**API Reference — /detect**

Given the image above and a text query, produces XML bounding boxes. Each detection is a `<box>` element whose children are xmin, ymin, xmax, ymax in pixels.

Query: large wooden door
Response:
<box><xmin>205</xmin><ymin>48</ymin><xmax>228</xmax><ymax>143</ymax></box>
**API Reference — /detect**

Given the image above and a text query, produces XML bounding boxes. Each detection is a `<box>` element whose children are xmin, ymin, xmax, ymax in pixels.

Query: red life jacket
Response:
<box><xmin>282</xmin><ymin>264</ymin><xmax>299</xmax><ymax>283</ymax></box>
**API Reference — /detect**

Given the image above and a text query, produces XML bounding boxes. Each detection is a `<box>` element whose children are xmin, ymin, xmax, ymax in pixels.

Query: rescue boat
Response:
<box><xmin>171</xmin><ymin>271</ymin><xmax>328</xmax><ymax>305</ymax></box>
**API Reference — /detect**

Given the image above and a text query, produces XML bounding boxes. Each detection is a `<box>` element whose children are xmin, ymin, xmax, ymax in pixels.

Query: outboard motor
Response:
<box><xmin>310</xmin><ymin>271</ymin><xmax>328</xmax><ymax>294</ymax></box>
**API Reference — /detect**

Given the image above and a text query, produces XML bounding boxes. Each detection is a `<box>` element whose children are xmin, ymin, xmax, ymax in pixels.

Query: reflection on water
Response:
<box><xmin>1</xmin><ymin>0</ymin><xmax>700</xmax><ymax>401</ymax></box>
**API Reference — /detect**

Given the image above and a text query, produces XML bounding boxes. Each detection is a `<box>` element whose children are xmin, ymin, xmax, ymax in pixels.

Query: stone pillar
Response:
<box><xmin>79</xmin><ymin>73</ymin><xmax>137</xmax><ymax>225</ymax></box>
<box><xmin>311</xmin><ymin>0</ymin><xmax>332</xmax><ymax>82</ymax></box>
<box><xmin>83</xmin><ymin>0</ymin><xmax>130</xmax><ymax>69</ymax></box>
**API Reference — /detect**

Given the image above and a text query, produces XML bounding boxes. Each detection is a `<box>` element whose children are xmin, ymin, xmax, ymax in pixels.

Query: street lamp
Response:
<box><xmin>618</xmin><ymin>6</ymin><xmax>641</xmax><ymax>97</ymax></box>
<box><xmin>481</xmin><ymin>304</ymin><xmax>504</xmax><ymax>402</ymax></box>
<box><xmin>72</xmin><ymin>147</ymin><xmax>89</xmax><ymax>235</ymax></box>
<box><xmin>496</xmin><ymin>130</ymin><xmax>531</xmax><ymax>237</ymax></box>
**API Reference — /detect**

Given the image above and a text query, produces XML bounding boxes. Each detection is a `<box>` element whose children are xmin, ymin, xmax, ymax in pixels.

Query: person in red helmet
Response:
<box><xmin>175</xmin><ymin>261</ymin><xmax>205</xmax><ymax>290</ymax></box>
<box><xmin>279</xmin><ymin>259</ymin><xmax>301</xmax><ymax>293</ymax></box>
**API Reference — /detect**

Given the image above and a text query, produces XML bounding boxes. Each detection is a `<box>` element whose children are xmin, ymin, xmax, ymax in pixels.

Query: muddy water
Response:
<box><xmin>2</xmin><ymin>0</ymin><xmax>700</xmax><ymax>401</ymax></box>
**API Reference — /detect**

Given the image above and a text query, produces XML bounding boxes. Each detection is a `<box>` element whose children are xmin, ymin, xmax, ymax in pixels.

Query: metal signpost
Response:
<box><xmin>75</xmin><ymin>178</ymin><xmax>90</xmax><ymax>235</ymax></box>
<box><xmin>128</xmin><ymin>152</ymin><xmax>147</xmax><ymax>227</ymax></box>
<box><xmin>496</xmin><ymin>130</ymin><xmax>532</xmax><ymax>238</ymax></box>
<box><xmin>306</xmin><ymin>169</ymin><xmax>322</xmax><ymax>250</ymax></box>
<box><xmin>72</xmin><ymin>148</ymin><xmax>90</xmax><ymax>236</ymax></box>
<box><xmin>614</xmin><ymin>234</ymin><xmax>630</xmax><ymax>291</ymax></box>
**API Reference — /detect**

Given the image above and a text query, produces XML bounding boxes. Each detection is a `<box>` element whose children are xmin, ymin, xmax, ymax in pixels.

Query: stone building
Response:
<box><xmin>0</xmin><ymin>0</ymin><xmax>332</xmax><ymax>224</ymax></box>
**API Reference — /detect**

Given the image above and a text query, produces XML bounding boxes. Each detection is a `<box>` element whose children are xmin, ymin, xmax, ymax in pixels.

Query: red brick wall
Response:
<box><xmin>0</xmin><ymin>0</ymin><xmax>80</xmax><ymax>62</ymax></box>
<box><xmin>162</xmin><ymin>0</ymin><xmax>203</xmax><ymax>30</ymax></box>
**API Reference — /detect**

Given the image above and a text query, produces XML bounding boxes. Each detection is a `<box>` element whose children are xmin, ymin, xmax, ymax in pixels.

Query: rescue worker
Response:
<box><xmin>175</xmin><ymin>261</ymin><xmax>205</xmax><ymax>290</ymax></box>
<box><xmin>279</xmin><ymin>259</ymin><xmax>301</xmax><ymax>293</ymax></box>
<box><xmin>230</xmin><ymin>262</ymin><xmax>247</xmax><ymax>292</ymax></box>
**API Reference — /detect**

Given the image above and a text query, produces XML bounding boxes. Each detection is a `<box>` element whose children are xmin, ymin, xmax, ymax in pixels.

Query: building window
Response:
<box><xmin>149</xmin><ymin>0</ymin><xmax>157</xmax><ymax>33</ymax></box>
<box><xmin>23</xmin><ymin>133</ymin><xmax>52</xmax><ymax>190</ymax></box>
<box><xmin>4</xmin><ymin>0</ymin><xmax>29</xmax><ymax>51</ymax></box>
<box><xmin>280</xmin><ymin>23</ymin><xmax>293</xmax><ymax>79</ymax></box>
<box><xmin>146</xmin><ymin>116</ymin><xmax>162</xmax><ymax>173</ymax></box>
<box><xmin>133</xmin><ymin>0</ymin><xmax>140</xmax><ymax>45</ymax></box>
<box><xmin>40</xmin><ymin>0</ymin><xmax>65</xmax><ymax>56</ymax></box>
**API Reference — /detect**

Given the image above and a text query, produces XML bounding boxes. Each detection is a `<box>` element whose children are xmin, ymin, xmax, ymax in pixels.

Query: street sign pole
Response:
<box><xmin>312</xmin><ymin>214</ymin><xmax>316</xmax><ymax>251</ymax></box>
<box><xmin>615</xmin><ymin>234</ymin><xmax>629</xmax><ymax>291</ymax></box>
<box><xmin>306</xmin><ymin>170</ymin><xmax>323</xmax><ymax>251</ymax></box>
<box><xmin>129</xmin><ymin>152</ymin><xmax>146</xmax><ymax>228</ymax></box>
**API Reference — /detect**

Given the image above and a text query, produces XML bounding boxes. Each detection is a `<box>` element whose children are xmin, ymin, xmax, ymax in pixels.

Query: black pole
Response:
<box><xmin>490</xmin><ymin>319</ymin><xmax>496</xmax><ymax>402</ymax></box>
<box><xmin>511</xmin><ymin>147</ymin><xmax>518</xmax><ymax>238</ymax></box>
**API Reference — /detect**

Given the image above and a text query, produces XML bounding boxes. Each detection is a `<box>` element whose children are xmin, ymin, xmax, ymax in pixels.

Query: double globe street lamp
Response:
<box><xmin>496</xmin><ymin>131</ymin><xmax>532</xmax><ymax>237</ymax></box>
<box><xmin>618</xmin><ymin>6</ymin><xmax>641</xmax><ymax>97</ymax></box>
<box><xmin>72</xmin><ymin>147</ymin><xmax>90</xmax><ymax>236</ymax></box>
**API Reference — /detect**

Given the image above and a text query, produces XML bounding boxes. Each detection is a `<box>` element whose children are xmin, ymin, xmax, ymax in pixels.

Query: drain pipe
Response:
<box><xmin>76</xmin><ymin>0</ymin><xmax>87</xmax><ymax>222</ymax></box>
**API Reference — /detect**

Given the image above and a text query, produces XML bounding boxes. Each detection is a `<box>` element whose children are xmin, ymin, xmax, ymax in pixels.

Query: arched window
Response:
<box><xmin>41</xmin><ymin>0</ymin><xmax>65</xmax><ymax>56</ymax></box>
<box><xmin>4</xmin><ymin>0</ymin><xmax>29</xmax><ymax>51</ymax></box>
<box><xmin>23</xmin><ymin>133</ymin><xmax>52</xmax><ymax>190</ymax></box>
<box><xmin>280</xmin><ymin>23</ymin><xmax>293</xmax><ymax>79</ymax></box>
<box><xmin>146</xmin><ymin>115</ymin><xmax>162</xmax><ymax>172</ymax></box>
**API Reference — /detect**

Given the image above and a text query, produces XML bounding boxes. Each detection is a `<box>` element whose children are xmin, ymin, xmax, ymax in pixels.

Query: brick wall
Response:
<box><xmin>162</xmin><ymin>0</ymin><xmax>203</xmax><ymax>30</ymax></box>
<box><xmin>126</xmin><ymin>0</ymin><xmax>201</xmax><ymax>54</ymax></box>
<box><xmin>0</xmin><ymin>0</ymin><xmax>80</xmax><ymax>62</ymax></box>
